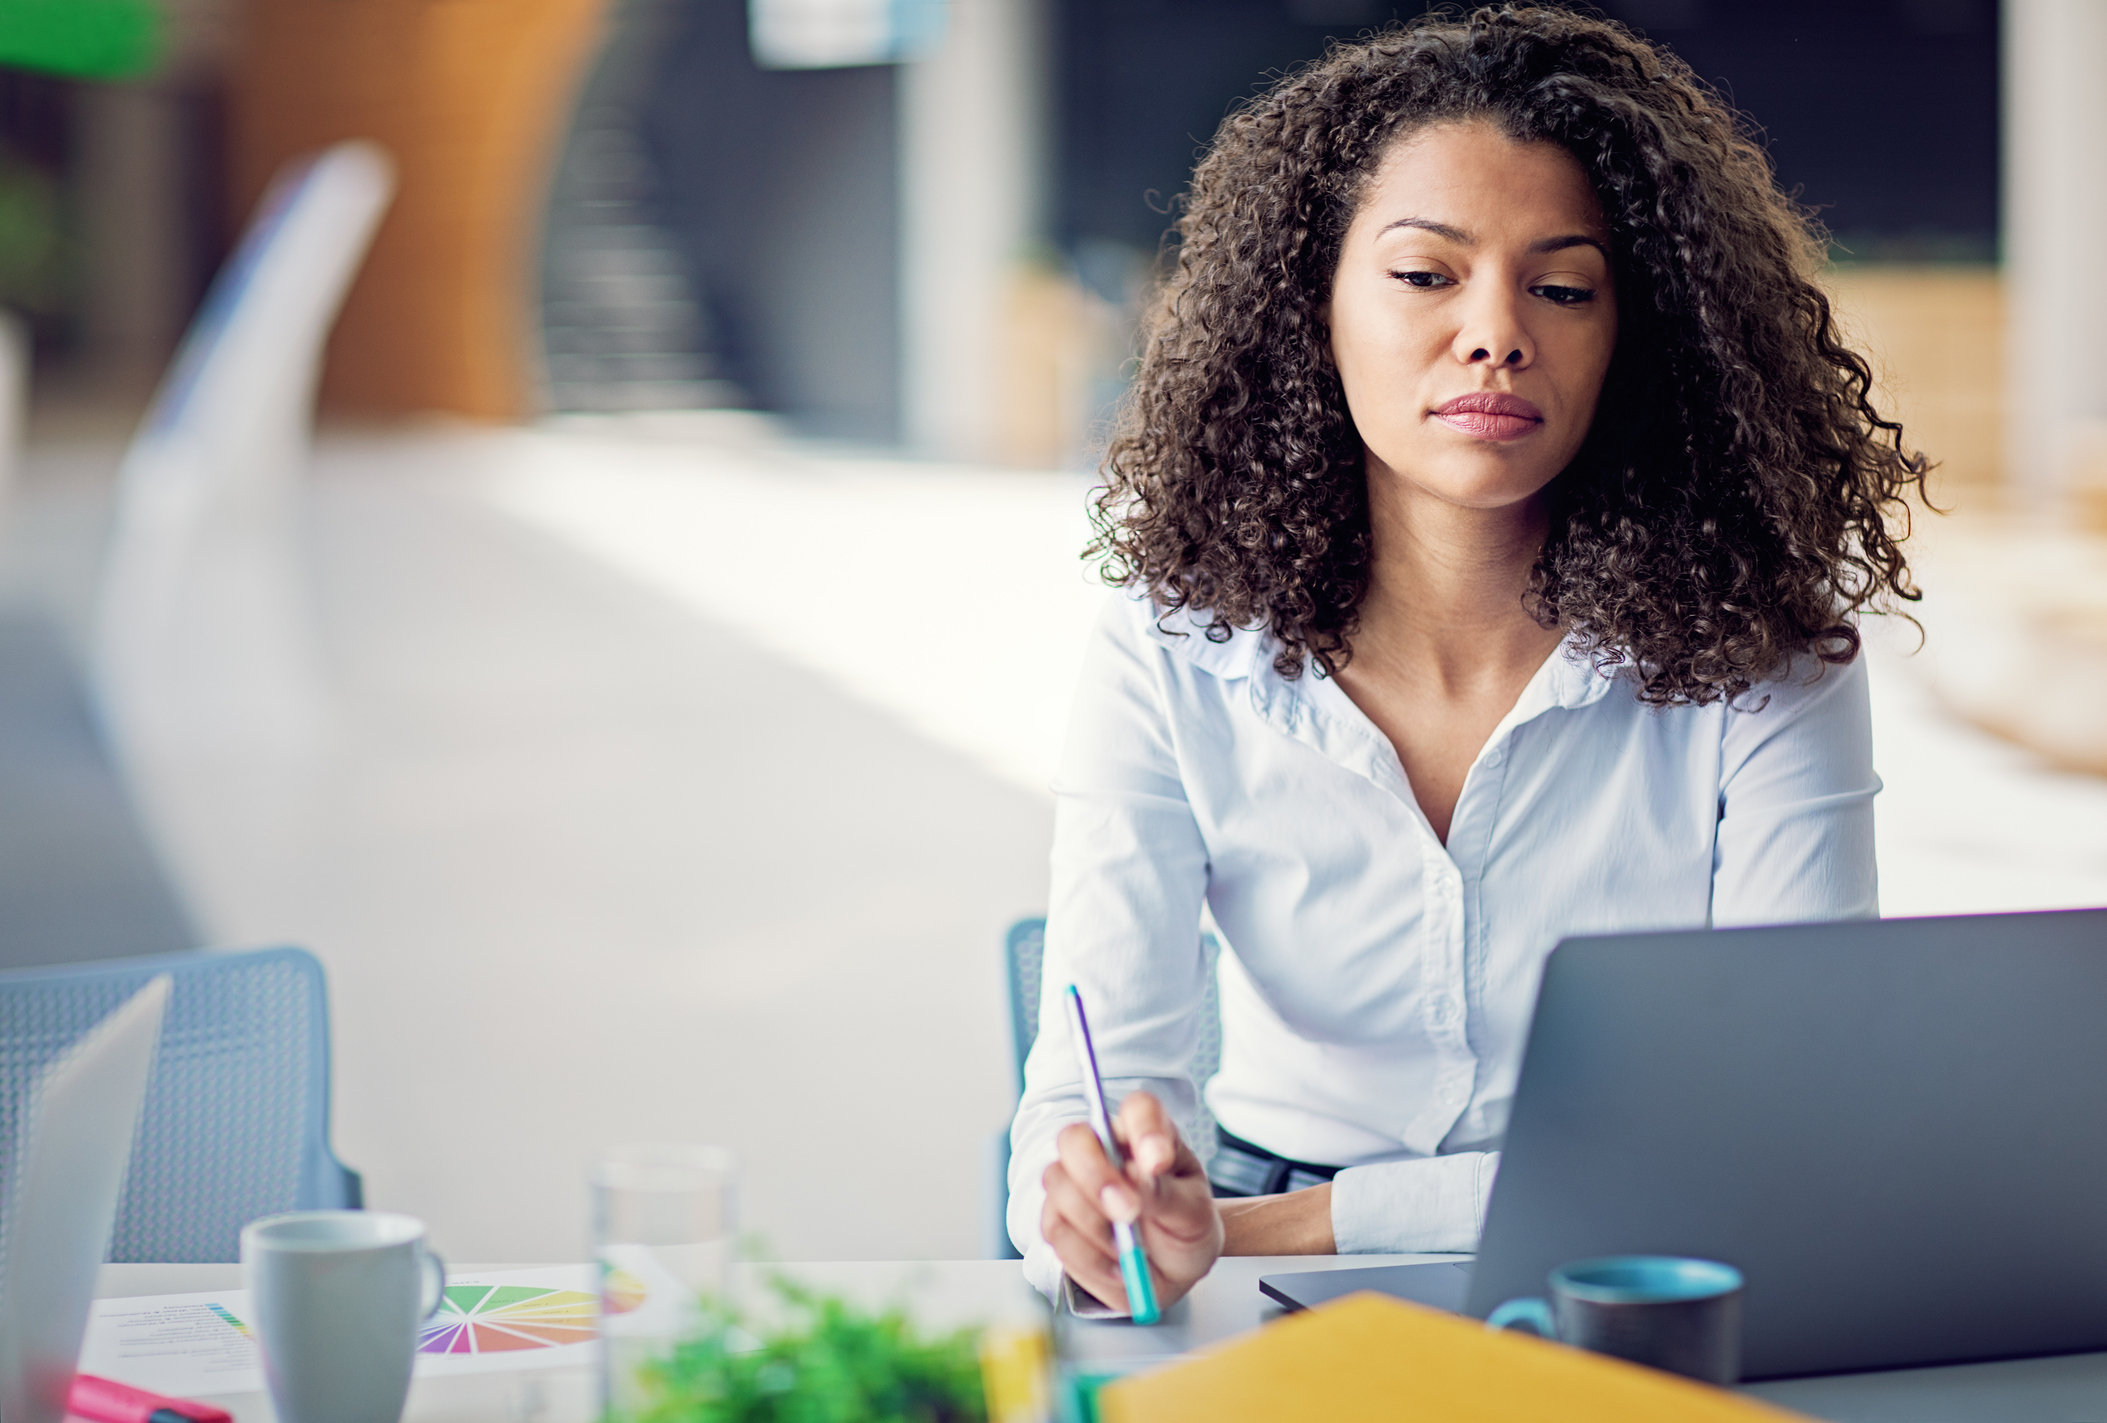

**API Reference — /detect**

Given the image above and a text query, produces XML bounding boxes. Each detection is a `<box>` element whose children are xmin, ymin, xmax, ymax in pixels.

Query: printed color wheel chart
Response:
<box><xmin>419</xmin><ymin>1285</ymin><xmax>599</xmax><ymax>1354</ymax></box>
<box><xmin>602</xmin><ymin>1267</ymin><xmax>646</xmax><ymax>1315</ymax></box>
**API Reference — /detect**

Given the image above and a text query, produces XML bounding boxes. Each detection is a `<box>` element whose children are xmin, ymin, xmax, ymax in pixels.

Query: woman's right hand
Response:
<box><xmin>1039</xmin><ymin>1090</ymin><xmax>1223</xmax><ymax>1313</ymax></box>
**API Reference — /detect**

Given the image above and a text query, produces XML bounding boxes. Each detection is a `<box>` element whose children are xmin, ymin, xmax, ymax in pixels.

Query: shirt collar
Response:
<box><xmin>1136</xmin><ymin>598</ymin><xmax>1270</xmax><ymax>681</ymax></box>
<box><xmin>1144</xmin><ymin>594</ymin><xmax>1620</xmax><ymax>718</ymax></box>
<box><xmin>1271</xmin><ymin>631</ymin><xmax>1623</xmax><ymax>810</ymax></box>
<box><xmin>1522</xmin><ymin>634</ymin><xmax>1621</xmax><ymax>716</ymax></box>
<box><xmin>1145</xmin><ymin>598</ymin><xmax>1622</xmax><ymax>809</ymax></box>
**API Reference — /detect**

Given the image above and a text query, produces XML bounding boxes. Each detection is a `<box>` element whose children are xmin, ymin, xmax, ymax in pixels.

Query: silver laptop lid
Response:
<box><xmin>1466</xmin><ymin>909</ymin><xmax>2107</xmax><ymax>1379</ymax></box>
<box><xmin>0</xmin><ymin>976</ymin><xmax>171</xmax><ymax>1423</ymax></box>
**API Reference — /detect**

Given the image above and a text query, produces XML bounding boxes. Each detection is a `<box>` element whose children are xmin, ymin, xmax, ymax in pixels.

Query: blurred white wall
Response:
<box><xmin>2003</xmin><ymin>0</ymin><xmax>2107</xmax><ymax>507</ymax></box>
<box><xmin>899</xmin><ymin>0</ymin><xmax>1048</xmax><ymax>461</ymax></box>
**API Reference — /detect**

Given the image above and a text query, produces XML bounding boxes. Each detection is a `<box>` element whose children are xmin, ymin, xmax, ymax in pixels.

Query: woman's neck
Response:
<box><xmin>1332</xmin><ymin>458</ymin><xmax>1568</xmax><ymax>843</ymax></box>
<box><xmin>1347</xmin><ymin>460</ymin><xmax>1562</xmax><ymax>694</ymax></box>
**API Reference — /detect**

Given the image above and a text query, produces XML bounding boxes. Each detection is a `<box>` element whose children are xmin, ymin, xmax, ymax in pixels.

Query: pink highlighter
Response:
<box><xmin>67</xmin><ymin>1374</ymin><xmax>232</xmax><ymax>1423</ymax></box>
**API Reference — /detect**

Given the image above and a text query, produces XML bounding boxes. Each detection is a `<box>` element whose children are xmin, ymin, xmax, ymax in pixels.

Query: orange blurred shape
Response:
<box><xmin>229</xmin><ymin>0</ymin><xmax>613</xmax><ymax>421</ymax></box>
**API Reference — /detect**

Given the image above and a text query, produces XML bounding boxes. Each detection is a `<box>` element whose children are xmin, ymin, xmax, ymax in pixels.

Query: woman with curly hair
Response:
<box><xmin>1008</xmin><ymin>5</ymin><xmax>1924</xmax><ymax>1314</ymax></box>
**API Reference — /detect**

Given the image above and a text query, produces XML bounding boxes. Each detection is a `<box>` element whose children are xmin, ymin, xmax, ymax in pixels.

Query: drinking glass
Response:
<box><xmin>591</xmin><ymin>1143</ymin><xmax>737</xmax><ymax>1416</ymax></box>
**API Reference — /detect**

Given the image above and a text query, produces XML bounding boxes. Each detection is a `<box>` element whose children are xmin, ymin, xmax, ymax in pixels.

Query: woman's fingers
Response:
<box><xmin>1055</xmin><ymin>1119</ymin><xmax>1138</xmax><ymax>1222</ymax></box>
<box><xmin>1116</xmin><ymin>1091</ymin><xmax>1180</xmax><ymax>1182</ymax></box>
<box><xmin>1042</xmin><ymin>1154</ymin><xmax>1117</xmax><ymax>1260</ymax></box>
<box><xmin>1042</xmin><ymin>1214</ymin><xmax>1126</xmax><ymax>1307</ymax></box>
<box><xmin>1111</xmin><ymin>1093</ymin><xmax>1218</xmax><ymax>1249</ymax></box>
<box><xmin>1044</xmin><ymin>1124</ymin><xmax>1123</xmax><ymax>1268</ymax></box>
<box><xmin>1044</xmin><ymin>1099</ymin><xmax>1227</xmax><ymax>1312</ymax></box>
<box><xmin>1041</xmin><ymin>1143</ymin><xmax>1127</xmax><ymax>1308</ymax></box>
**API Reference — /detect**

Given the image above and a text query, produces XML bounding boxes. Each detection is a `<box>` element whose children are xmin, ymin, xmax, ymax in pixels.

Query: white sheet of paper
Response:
<box><xmin>79</xmin><ymin>1267</ymin><xmax>604</xmax><ymax>1398</ymax></box>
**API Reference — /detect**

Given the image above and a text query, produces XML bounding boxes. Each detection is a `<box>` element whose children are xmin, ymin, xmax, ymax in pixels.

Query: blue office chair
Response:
<box><xmin>989</xmin><ymin>916</ymin><xmax>1222</xmax><ymax>1258</ymax></box>
<box><xmin>0</xmin><ymin>945</ymin><xmax>362</xmax><ymax>1263</ymax></box>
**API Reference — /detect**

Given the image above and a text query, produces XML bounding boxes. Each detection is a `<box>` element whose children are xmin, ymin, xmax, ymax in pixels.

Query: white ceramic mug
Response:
<box><xmin>240</xmin><ymin>1211</ymin><xmax>446</xmax><ymax>1423</ymax></box>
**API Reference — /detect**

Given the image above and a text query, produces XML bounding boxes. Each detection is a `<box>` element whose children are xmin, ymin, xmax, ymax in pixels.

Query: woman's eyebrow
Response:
<box><xmin>1374</xmin><ymin>220</ymin><xmax>1609</xmax><ymax>262</ymax></box>
<box><xmin>1531</xmin><ymin>234</ymin><xmax>1611</xmax><ymax>259</ymax></box>
<box><xmin>1377</xmin><ymin>217</ymin><xmax>1471</xmax><ymax>243</ymax></box>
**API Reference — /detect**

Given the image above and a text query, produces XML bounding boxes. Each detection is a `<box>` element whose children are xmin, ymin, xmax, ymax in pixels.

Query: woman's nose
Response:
<box><xmin>1452</xmin><ymin>288</ymin><xmax>1534</xmax><ymax>369</ymax></box>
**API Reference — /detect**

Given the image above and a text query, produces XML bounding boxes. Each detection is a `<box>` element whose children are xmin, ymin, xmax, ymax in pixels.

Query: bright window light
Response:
<box><xmin>748</xmin><ymin>0</ymin><xmax>947</xmax><ymax>70</ymax></box>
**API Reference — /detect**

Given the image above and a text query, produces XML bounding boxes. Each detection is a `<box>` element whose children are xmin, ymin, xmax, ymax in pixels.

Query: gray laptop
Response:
<box><xmin>0</xmin><ymin>977</ymin><xmax>172</xmax><ymax>1423</ymax></box>
<box><xmin>1260</xmin><ymin>909</ymin><xmax>2107</xmax><ymax>1379</ymax></box>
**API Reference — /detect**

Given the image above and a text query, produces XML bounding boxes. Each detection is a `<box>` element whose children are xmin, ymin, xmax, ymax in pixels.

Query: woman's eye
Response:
<box><xmin>1531</xmin><ymin>283</ymin><xmax>1596</xmax><ymax>306</ymax></box>
<box><xmin>1390</xmin><ymin>270</ymin><xmax>1453</xmax><ymax>289</ymax></box>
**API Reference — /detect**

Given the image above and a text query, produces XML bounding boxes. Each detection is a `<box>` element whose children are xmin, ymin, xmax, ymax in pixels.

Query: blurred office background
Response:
<box><xmin>0</xmin><ymin>0</ymin><xmax>2102</xmax><ymax>1266</ymax></box>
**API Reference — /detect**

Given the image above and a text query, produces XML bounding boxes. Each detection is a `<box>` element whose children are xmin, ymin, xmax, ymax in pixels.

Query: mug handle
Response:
<box><xmin>419</xmin><ymin>1249</ymin><xmax>448</xmax><ymax>1320</ymax></box>
<box><xmin>1486</xmin><ymin>1296</ymin><xmax>1557</xmax><ymax>1338</ymax></box>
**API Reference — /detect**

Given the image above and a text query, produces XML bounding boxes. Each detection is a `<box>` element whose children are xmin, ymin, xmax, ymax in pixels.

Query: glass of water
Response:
<box><xmin>591</xmin><ymin>1143</ymin><xmax>737</xmax><ymax>1417</ymax></box>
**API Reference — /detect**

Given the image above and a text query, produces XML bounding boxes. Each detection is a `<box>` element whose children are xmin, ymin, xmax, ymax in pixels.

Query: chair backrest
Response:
<box><xmin>1003</xmin><ymin>917</ymin><xmax>1222</xmax><ymax>1160</ymax></box>
<box><xmin>94</xmin><ymin>141</ymin><xmax>395</xmax><ymax>765</ymax></box>
<box><xmin>0</xmin><ymin>946</ymin><xmax>359</xmax><ymax>1264</ymax></box>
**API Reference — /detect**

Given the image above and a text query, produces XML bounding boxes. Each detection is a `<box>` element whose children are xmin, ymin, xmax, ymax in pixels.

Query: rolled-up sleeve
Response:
<box><xmin>1008</xmin><ymin>597</ymin><xmax>1212</xmax><ymax>1297</ymax></box>
<box><xmin>1712</xmin><ymin>650</ymin><xmax>1880</xmax><ymax>927</ymax></box>
<box><xmin>1329</xmin><ymin>1151</ymin><xmax>1499</xmax><ymax>1254</ymax></box>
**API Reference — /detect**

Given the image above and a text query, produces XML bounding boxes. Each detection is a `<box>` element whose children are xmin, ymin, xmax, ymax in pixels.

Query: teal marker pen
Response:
<box><xmin>1061</xmin><ymin>984</ymin><xmax>1163</xmax><ymax>1325</ymax></box>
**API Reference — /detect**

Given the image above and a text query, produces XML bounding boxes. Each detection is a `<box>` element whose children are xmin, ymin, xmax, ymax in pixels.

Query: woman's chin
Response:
<box><xmin>1371</xmin><ymin>452</ymin><xmax>1564</xmax><ymax>514</ymax></box>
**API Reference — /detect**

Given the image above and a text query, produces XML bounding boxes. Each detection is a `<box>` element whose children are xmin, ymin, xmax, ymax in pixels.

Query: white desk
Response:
<box><xmin>95</xmin><ymin>1259</ymin><xmax>2107</xmax><ymax>1422</ymax></box>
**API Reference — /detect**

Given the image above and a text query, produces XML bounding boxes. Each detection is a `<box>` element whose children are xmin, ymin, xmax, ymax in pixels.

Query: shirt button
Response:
<box><xmin>1484</xmin><ymin>747</ymin><xmax>1505</xmax><ymax>768</ymax></box>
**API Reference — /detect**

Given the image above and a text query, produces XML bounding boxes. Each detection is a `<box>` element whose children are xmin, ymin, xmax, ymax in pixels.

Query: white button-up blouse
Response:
<box><xmin>1007</xmin><ymin>593</ymin><xmax>1879</xmax><ymax>1297</ymax></box>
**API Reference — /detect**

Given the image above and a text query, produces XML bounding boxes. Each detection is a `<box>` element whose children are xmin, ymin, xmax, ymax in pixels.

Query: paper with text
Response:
<box><xmin>78</xmin><ymin>1267</ymin><xmax>603</xmax><ymax>1397</ymax></box>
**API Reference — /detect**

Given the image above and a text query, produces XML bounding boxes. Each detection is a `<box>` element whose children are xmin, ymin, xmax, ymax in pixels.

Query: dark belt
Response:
<box><xmin>1208</xmin><ymin>1127</ymin><xmax>1343</xmax><ymax>1198</ymax></box>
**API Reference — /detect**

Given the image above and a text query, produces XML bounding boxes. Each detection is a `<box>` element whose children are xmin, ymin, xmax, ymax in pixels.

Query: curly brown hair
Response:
<box><xmin>1088</xmin><ymin>4</ymin><xmax>1927</xmax><ymax>705</ymax></box>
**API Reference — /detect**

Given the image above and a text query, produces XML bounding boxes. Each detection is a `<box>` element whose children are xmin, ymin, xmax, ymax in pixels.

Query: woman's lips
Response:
<box><xmin>1430</xmin><ymin>392</ymin><xmax>1544</xmax><ymax>441</ymax></box>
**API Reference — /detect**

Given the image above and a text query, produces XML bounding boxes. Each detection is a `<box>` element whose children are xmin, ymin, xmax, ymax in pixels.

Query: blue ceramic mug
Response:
<box><xmin>1487</xmin><ymin>1255</ymin><xmax>1744</xmax><ymax>1385</ymax></box>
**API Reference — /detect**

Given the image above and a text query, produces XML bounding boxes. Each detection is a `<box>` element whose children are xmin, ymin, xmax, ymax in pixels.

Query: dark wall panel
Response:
<box><xmin>1617</xmin><ymin>0</ymin><xmax>1998</xmax><ymax>258</ymax></box>
<box><xmin>1054</xmin><ymin>0</ymin><xmax>1998</xmax><ymax>264</ymax></box>
<box><xmin>645</xmin><ymin>0</ymin><xmax>900</xmax><ymax>439</ymax></box>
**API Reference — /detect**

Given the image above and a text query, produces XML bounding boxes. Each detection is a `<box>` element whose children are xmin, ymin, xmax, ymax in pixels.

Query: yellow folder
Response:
<box><xmin>1096</xmin><ymin>1292</ymin><xmax>1815</xmax><ymax>1423</ymax></box>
